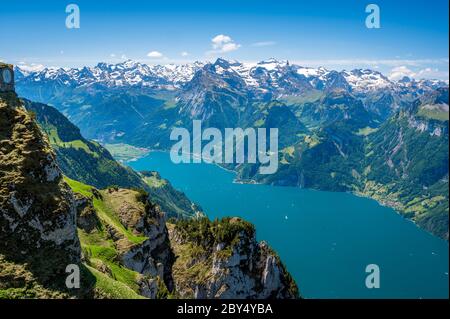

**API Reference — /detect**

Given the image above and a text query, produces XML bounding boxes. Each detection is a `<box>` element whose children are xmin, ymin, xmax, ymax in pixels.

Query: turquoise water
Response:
<box><xmin>128</xmin><ymin>152</ymin><xmax>449</xmax><ymax>299</ymax></box>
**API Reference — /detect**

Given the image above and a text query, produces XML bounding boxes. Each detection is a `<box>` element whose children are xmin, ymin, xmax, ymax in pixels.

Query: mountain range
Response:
<box><xmin>15</xmin><ymin>58</ymin><xmax>447</xmax><ymax>94</ymax></box>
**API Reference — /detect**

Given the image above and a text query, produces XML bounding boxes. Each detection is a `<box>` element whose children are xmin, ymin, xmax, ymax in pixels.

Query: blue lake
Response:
<box><xmin>128</xmin><ymin>151</ymin><xmax>449</xmax><ymax>299</ymax></box>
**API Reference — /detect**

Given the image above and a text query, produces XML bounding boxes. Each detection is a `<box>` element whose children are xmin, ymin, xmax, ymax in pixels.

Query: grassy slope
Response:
<box><xmin>140</xmin><ymin>171</ymin><xmax>205</xmax><ymax>220</ymax></box>
<box><xmin>360</xmin><ymin>112</ymin><xmax>449</xmax><ymax>239</ymax></box>
<box><xmin>24</xmin><ymin>99</ymin><xmax>146</xmax><ymax>190</ymax></box>
<box><xmin>65</xmin><ymin>177</ymin><xmax>148</xmax><ymax>298</ymax></box>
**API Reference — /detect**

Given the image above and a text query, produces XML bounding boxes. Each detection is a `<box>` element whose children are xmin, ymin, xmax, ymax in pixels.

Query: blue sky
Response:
<box><xmin>0</xmin><ymin>0</ymin><xmax>448</xmax><ymax>79</ymax></box>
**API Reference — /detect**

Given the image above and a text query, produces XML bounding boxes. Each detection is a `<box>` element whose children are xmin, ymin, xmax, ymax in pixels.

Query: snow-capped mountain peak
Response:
<box><xmin>342</xmin><ymin>68</ymin><xmax>394</xmax><ymax>92</ymax></box>
<box><xmin>256</xmin><ymin>58</ymin><xmax>288</xmax><ymax>70</ymax></box>
<box><xmin>14</xmin><ymin>59</ymin><xmax>448</xmax><ymax>95</ymax></box>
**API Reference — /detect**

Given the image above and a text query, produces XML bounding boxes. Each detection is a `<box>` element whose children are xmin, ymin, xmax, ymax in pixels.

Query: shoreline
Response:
<box><xmin>121</xmin><ymin>147</ymin><xmax>448</xmax><ymax>242</ymax></box>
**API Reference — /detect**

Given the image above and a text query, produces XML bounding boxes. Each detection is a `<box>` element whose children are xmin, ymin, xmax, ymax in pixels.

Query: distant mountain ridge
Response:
<box><xmin>15</xmin><ymin>58</ymin><xmax>448</xmax><ymax>94</ymax></box>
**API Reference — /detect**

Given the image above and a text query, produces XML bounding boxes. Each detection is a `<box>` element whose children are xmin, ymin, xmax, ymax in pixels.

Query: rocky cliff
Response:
<box><xmin>169</xmin><ymin>217</ymin><xmax>298</xmax><ymax>299</ymax></box>
<box><xmin>0</xmin><ymin>92</ymin><xmax>81</xmax><ymax>296</ymax></box>
<box><xmin>69</xmin><ymin>178</ymin><xmax>299</xmax><ymax>299</ymax></box>
<box><xmin>68</xmin><ymin>179</ymin><xmax>174</xmax><ymax>298</ymax></box>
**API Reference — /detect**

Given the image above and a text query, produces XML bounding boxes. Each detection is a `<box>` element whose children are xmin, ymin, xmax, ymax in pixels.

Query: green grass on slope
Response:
<box><xmin>64</xmin><ymin>176</ymin><xmax>94</xmax><ymax>197</ymax></box>
<box><xmin>64</xmin><ymin>177</ymin><xmax>149</xmax><ymax>296</ymax></box>
<box><xmin>83</xmin><ymin>245</ymin><xmax>141</xmax><ymax>292</ymax></box>
<box><xmin>64</xmin><ymin>176</ymin><xmax>147</xmax><ymax>245</ymax></box>
<box><xmin>417</xmin><ymin>108</ymin><xmax>449</xmax><ymax>121</ymax></box>
<box><xmin>93</xmin><ymin>196</ymin><xmax>147</xmax><ymax>245</ymax></box>
<box><xmin>85</xmin><ymin>265</ymin><xmax>144</xmax><ymax>299</ymax></box>
<box><xmin>47</xmin><ymin>126</ymin><xmax>99</xmax><ymax>157</ymax></box>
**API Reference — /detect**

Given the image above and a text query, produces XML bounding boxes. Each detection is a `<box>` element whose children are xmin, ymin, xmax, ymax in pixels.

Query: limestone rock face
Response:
<box><xmin>138</xmin><ymin>276</ymin><xmax>158</xmax><ymax>299</ymax></box>
<box><xmin>74</xmin><ymin>194</ymin><xmax>99</xmax><ymax>233</ymax></box>
<box><xmin>95</xmin><ymin>188</ymin><xmax>175</xmax><ymax>293</ymax></box>
<box><xmin>0</xmin><ymin>92</ymin><xmax>81</xmax><ymax>285</ymax></box>
<box><xmin>207</xmin><ymin>239</ymin><xmax>296</xmax><ymax>299</ymax></box>
<box><xmin>169</xmin><ymin>218</ymin><xmax>299</xmax><ymax>299</ymax></box>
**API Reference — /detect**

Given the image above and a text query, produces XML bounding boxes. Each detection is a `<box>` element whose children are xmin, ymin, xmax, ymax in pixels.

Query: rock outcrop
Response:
<box><xmin>71</xmin><ymin>183</ymin><xmax>299</xmax><ymax>299</ymax></box>
<box><xmin>111</xmin><ymin>189</ymin><xmax>175</xmax><ymax>291</ymax></box>
<box><xmin>0</xmin><ymin>92</ymin><xmax>80</xmax><ymax>290</ymax></box>
<box><xmin>71</xmin><ymin>184</ymin><xmax>175</xmax><ymax>298</ymax></box>
<box><xmin>169</xmin><ymin>217</ymin><xmax>299</xmax><ymax>299</ymax></box>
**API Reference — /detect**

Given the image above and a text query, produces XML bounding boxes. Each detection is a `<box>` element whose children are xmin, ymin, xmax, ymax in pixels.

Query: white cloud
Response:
<box><xmin>16</xmin><ymin>62</ymin><xmax>45</xmax><ymax>73</ymax></box>
<box><xmin>283</xmin><ymin>58</ymin><xmax>448</xmax><ymax>80</ymax></box>
<box><xmin>388</xmin><ymin>66</ymin><xmax>449</xmax><ymax>81</ymax></box>
<box><xmin>389</xmin><ymin>66</ymin><xmax>416</xmax><ymax>80</ymax></box>
<box><xmin>212</xmin><ymin>34</ymin><xmax>231</xmax><ymax>48</ymax></box>
<box><xmin>181</xmin><ymin>51</ymin><xmax>189</xmax><ymax>57</ymax></box>
<box><xmin>147</xmin><ymin>51</ymin><xmax>164</xmax><ymax>58</ymax></box>
<box><xmin>291</xmin><ymin>58</ymin><xmax>449</xmax><ymax>68</ymax></box>
<box><xmin>220</xmin><ymin>43</ymin><xmax>240</xmax><ymax>53</ymax></box>
<box><xmin>251</xmin><ymin>41</ymin><xmax>276</xmax><ymax>47</ymax></box>
<box><xmin>110</xmin><ymin>53</ymin><xmax>116</xmax><ymax>58</ymax></box>
<box><xmin>208</xmin><ymin>34</ymin><xmax>241</xmax><ymax>54</ymax></box>
<box><xmin>121</xmin><ymin>54</ymin><xmax>127</xmax><ymax>60</ymax></box>
<box><xmin>416</xmin><ymin>67</ymin><xmax>449</xmax><ymax>80</ymax></box>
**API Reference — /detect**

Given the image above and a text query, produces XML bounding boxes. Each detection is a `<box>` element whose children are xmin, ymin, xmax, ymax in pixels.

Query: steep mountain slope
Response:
<box><xmin>140</xmin><ymin>171</ymin><xmax>204</xmax><ymax>220</ymax></box>
<box><xmin>67</xmin><ymin>178</ymin><xmax>175</xmax><ymax>298</ymax></box>
<box><xmin>22</xmin><ymin>99</ymin><xmax>202</xmax><ymax>219</ymax></box>
<box><xmin>177</xmin><ymin>59</ymin><xmax>250</xmax><ymax>129</ymax></box>
<box><xmin>250</xmin><ymin>101</ymin><xmax>308</xmax><ymax>148</ymax></box>
<box><xmin>360</xmin><ymin>88</ymin><xmax>449</xmax><ymax>239</ymax></box>
<box><xmin>295</xmin><ymin>89</ymin><xmax>378</xmax><ymax>129</ymax></box>
<box><xmin>236</xmin><ymin>120</ymin><xmax>366</xmax><ymax>189</ymax></box>
<box><xmin>0</xmin><ymin>91</ymin><xmax>82</xmax><ymax>297</ymax></box>
<box><xmin>23</xmin><ymin>99</ymin><xmax>146</xmax><ymax>189</ymax></box>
